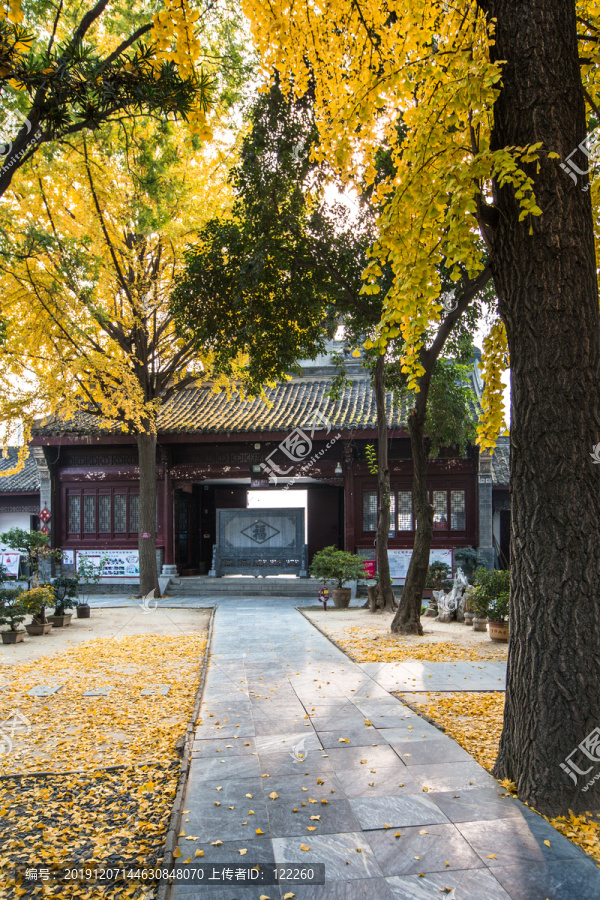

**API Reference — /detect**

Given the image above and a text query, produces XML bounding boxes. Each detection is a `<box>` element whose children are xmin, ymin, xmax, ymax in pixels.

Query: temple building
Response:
<box><xmin>19</xmin><ymin>345</ymin><xmax>509</xmax><ymax>586</ymax></box>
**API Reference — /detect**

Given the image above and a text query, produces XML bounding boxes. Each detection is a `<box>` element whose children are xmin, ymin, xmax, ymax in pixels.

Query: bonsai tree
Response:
<box><xmin>310</xmin><ymin>546</ymin><xmax>367</xmax><ymax>589</ymax></box>
<box><xmin>74</xmin><ymin>556</ymin><xmax>107</xmax><ymax>605</ymax></box>
<box><xmin>425</xmin><ymin>561</ymin><xmax>453</xmax><ymax>592</ymax></box>
<box><xmin>51</xmin><ymin>577</ymin><xmax>79</xmax><ymax>616</ymax></box>
<box><xmin>0</xmin><ymin>587</ymin><xmax>26</xmax><ymax>632</ymax></box>
<box><xmin>0</xmin><ymin>528</ymin><xmax>62</xmax><ymax>587</ymax></box>
<box><xmin>20</xmin><ymin>586</ymin><xmax>55</xmax><ymax>625</ymax></box>
<box><xmin>471</xmin><ymin>567</ymin><xmax>510</xmax><ymax>621</ymax></box>
<box><xmin>453</xmin><ymin>547</ymin><xmax>479</xmax><ymax>579</ymax></box>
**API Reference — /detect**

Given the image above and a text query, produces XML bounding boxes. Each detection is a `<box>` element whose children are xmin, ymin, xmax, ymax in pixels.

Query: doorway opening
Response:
<box><xmin>247</xmin><ymin>489</ymin><xmax>308</xmax><ymax>541</ymax></box>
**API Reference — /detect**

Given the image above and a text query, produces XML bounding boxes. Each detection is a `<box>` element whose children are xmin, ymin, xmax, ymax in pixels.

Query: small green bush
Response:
<box><xmin>310</xmin><ymin>546</ymin><xmax>367</xmax><ymax>589</ymax></box>
<box><xmin>0</xmin><ymin>587</ymin><xmax>26</xmax><ymax>632</ymax></box>
<box><xmin>472</xmin><ymin>568</ymin><xmax>510</xmax><ymax>622</ymax></box>
<box><xmin>425</xmin><ymin>561</ymin><xmax>452</xmax><ymax>591</ymax></box>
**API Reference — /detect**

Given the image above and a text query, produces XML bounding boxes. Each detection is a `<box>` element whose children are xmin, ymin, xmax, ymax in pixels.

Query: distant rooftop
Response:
<box><xmin>491</xmin><ymin>435</ymin><xmax>510</xmax><ymax>486</ymax></box>
<box><xmin>0</xmin><ymin>448</ymin><xmax>40</xmax><ymax>493</ymax></box>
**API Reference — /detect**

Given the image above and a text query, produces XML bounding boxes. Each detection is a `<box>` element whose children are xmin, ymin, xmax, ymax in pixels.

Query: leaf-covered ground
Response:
<box><xmin>403</xmin><ymin>691</ymin><xmax>600</xmax><ymax>867</ymax></box>
<box><xmin>0</xmin><ymin>632</ymin><xmax>208</xmax><ymax>898</ymax></box>
<box><xmin>323</xmin><ymin>625</ymin><xmax>507</xmax><ymax>663</ymax></box>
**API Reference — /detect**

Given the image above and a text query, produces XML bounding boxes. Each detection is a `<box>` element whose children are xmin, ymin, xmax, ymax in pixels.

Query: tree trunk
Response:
<box><xmin>390</xmin><ymin>402</ymin><xmax>433</xmax><ymax>634</ymax></box>
<box><xmin>137</xmin><ymin>431</ymin><xmax>160</xmax><ymax>598</ymax></box>
<box><xmin>479</xmin><ymin>0</ymin><xmax>600</xmax><ymax>815</ymax></box>
<box><xmin>372</xmin><ymin>354</ymin><xmax>397</xmax><ymax>611</ymax></box>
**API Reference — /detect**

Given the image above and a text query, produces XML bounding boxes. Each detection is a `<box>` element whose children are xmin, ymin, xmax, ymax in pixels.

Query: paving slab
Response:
<box><xmin>27</xmin><ymin>684</ymin><xmax>63</xmax><ymax>696</ymax></box>
<box><xmin>172</xmin><ymin>597</ymin><xmax>599</xmax><ymax>900</ymax></box>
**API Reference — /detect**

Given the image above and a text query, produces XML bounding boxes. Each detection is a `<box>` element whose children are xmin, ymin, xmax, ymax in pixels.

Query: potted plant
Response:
<box><xmin>0</xmin><ymin>527</ymin><xmax>63</xmax><ymax>588</ymax></box>
<box><xmin>424</xmin><ymin>560</ymin><xmax>452</xmax><ymax>608</ymax></box>
<box><xmin>21</xmin><ymin>586</ymin><xmax>55</xmax><ymax>635</ymax></box>
<box><xmin>310</xmin><ymin>546</ymin><xmax>366</xmax><ymax>608</ymax></box>
<box><xmin>485</xmin><ymin>571</ymin><xmax>510</xmax><ymax>642</ymax></box>
<box><xmin>48</xmin><ymin>576</ymin><xmax>78</xmax><ymax>627</ymax></box>
<box><xmin>472</xmin><ymin>567</ymin><xmax>510</xmax><ymax>640</ymax></box>
<box><xmin>452</xmin><ymin>547</ymin><xmax>480</xmax><ymax>580</ymax></box>
<box><xmin>0</xmin><ymin>587</ymin><xmax>27</xmax><ymax>643</ymax></box>
<box><xmin>73</xmin><ymin>556</ymin><xmax>106</xmax><ymax>617</ymax></box>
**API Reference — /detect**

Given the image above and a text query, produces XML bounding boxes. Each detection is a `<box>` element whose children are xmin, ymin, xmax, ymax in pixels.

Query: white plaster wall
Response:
<box><xmin>0</xmin><ymin>512</ymin><xmax>33</xmax><ymax>536</ymax></box>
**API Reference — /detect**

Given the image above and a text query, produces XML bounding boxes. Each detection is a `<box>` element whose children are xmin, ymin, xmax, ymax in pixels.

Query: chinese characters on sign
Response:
<box><xmin>76</xmin><ymin>550</ymin><xmax>139</xmax><ymax>577</ymax></box>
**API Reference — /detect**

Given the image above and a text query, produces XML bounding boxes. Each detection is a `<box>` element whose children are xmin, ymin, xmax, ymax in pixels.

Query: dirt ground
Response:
<box><xmin>0</xmin><ymin>606</ymin><xmax>211</xmax><ymax>665</ymax></box>
<box><xmin>305</xmin><ymin>606</ymin><xmax>507</xmax><ymax>660</ymax></box>
<box><xmin>0</xmin><ymin>609</ymin><xmax>211</xmax><ymax>899</ymax></box>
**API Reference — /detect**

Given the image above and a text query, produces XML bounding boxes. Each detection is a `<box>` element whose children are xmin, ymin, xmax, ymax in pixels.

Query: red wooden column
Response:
<box><xmin>343</xmin><ymin>441</ymin><xmax>355</xmax><ymax>552</ymax></box>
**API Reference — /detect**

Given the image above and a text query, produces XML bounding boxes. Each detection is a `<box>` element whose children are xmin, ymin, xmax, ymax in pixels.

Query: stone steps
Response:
<box><xmin>165</xmin><ymin>576</ymin><xmax>321</xmax><ymax>597</ymax></box>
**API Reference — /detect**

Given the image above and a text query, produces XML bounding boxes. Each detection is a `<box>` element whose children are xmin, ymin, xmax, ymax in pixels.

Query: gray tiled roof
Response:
<box><xmin>0</xmin><ymin>448</ymin><xmax>40</xmax><ymax>493</ymax></box>
<box><xmin>34</xmin><ymin>371</ymin><xmax>482</xmax><ymax>438</ymax></box>
<box><xmin>491</xmin><ymin>435</ymin><xmax>510</xmax><ymax>486</ymax></box>
<box><xmin>34</xmin><ymin>378</ymin><xmax>412</xmax><ymax>436</ymax></box>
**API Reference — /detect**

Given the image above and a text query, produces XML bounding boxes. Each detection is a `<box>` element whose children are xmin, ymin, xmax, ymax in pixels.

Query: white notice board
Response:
<box><xmin>388</xmin><ymin>548</ymin><xmax>453</xmax><ymax>583</ymax></box>
<box><xmin>76</xmin><ymin>549</ymin><xmax>139</xmax><ymax>578</ymax></box>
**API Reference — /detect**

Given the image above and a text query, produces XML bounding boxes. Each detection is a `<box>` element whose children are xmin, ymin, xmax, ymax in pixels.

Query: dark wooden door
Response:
<box><xmin>307</xmin><ymin>486</ymin><xmax>342</xmax><ymax>563</ymax></box>
<box><xmin>215</xmin><ymin>487</ymin><xmax>248</xmax><ymax>509</ymax></box>
<box><xmin>500</xmin><ymin>508</ymin><xmax>511</xmax><ymax>567</ymax></box>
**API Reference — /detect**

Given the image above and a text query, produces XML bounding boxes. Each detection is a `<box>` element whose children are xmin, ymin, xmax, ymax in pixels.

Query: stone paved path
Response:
<box><xmin>360</xmin><ymin>661</ymin><xmax>506</xmax><ymax>693</ymax></box>
<box><xmin>170</xmin><ymin>599</ymin><xmax>600</xmax><ymax>900</ymax></box>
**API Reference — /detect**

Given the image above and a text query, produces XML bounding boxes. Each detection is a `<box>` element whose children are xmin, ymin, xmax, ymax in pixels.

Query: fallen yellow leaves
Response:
<box><xmin>0</xmin><ymin>633</ymin><xmax>207</xmax><ymax>773</ymax></box>
<box><xmin>404</xmin><ymin>691</ymin><xmax>505</xmax><ymax>772</ymax></box>
<box><xmin>326</xmin><ymin>628</ymin><xmax>506</xmax><ymax>663</ymax></box>
<box><xmin>405</xmin><ymin>690</ymin><xmax>600</xmax><ymax>867</ymax></box>
<box><xmin>0</xmin><ymin>631</ymin><xmax>208</xmax><ymax>899</ymax></box>
<box><xmin>3</xmin><ymin>765</ymin><xmax>179</xmax><ymax>897</ymax></box>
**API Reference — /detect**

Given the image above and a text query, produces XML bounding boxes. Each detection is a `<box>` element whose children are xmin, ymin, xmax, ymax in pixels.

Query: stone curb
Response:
<box><xmin>296</xmin><ymin>606</ymin><xmax>361</xmax><ymax>659</ymax></box>
<box><xmin>297</xmin><ymin>608</ymin><xmax>453</xmax><ymax>739</ymax></box>
<box><xmin>158</xmin><ymin>604</ymin><xmax>217</xmax><ymax>900</ymax></box>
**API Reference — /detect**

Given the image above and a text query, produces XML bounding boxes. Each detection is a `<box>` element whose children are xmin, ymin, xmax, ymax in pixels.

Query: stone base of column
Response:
<box><xmin>161</xmin><ymin>564</ymin><xmax>178</xmax><ymax>576</ymax></box>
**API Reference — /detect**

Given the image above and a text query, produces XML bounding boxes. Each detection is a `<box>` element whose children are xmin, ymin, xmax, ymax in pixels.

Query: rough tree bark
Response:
<box><xmin>390</xmin><ymin>400</ymin><xmax>432</xmax><ymax>634</ymax></box>
<box><xmin>371</xmin><ymin>354</ymin><xmax>398</xmax><ymax>612</ymax></box>
<box><xmin>137</xmin><ymin>430</ymin><xmax>160</xmax><ymax>598</ymax></box>
<box><xmin>391</xmin><ymin>268</ymin><xmax>492</xmax><ymax>635</ymax></box>
<box><xmin>478</xmin><ymin>0</ymin><xmax>600</xmax><ymax>815</ymax></box>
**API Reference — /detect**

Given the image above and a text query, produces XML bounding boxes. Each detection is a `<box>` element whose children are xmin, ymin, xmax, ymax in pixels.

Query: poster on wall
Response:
<box><xmin>76</xmin><ymin>549</ymin><xmax>140</xmax><ymax>578</ymax></box>
<box><xmin>388</xmin><ymin>548</ymin><xmax>453</xmax><ymax>583</ymax></box>
<box><xmin>362</xmin><ymin>559</ymin><xmax>376</xmax><ymax>579</ymax></box>
<box><xmin>0</xmin><ymin>552</ymin><xmax>20</xmax><ymax>576</ymax></box>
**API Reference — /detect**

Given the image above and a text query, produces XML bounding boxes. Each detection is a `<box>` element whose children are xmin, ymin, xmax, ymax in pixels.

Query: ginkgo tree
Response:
<box><xmin>243</xmin><ymin>0</ymin><xmax>600</xmax><ymax>817</ymax></box>
<box><xmin>0</xmin><ymin>118</ymin><xmax>247</xmax><ymax>596</ymax></box>
<box><xmin>0</xmin><ymin>0</ymin><xmax>247</xmax><ymax>197</ymax></box>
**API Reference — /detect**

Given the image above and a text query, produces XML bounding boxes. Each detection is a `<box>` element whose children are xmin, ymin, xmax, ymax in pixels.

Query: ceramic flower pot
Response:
<box><xmin>25</xmin><ymin>622</ymin><xmax>53</xmax><ymax>636</ymax></box>
<box><xmin>332</xmin><ymin>588</ymin><xmax>352</xmax><ymax>608</ymax></box>
<box><xmin>488</xmin><ymin>620</ymin><xmax>509</xmax><ymax>642</ymax></box>
<box><xmin>1</xmin><ymin>630</ymin><xmax>25</xmax><ymax>643</ymax></box>
<box><xmin>48</xmin><ymin>614</ymin><xmax>72</xmax><ymax>627</ymax></box>
<box><xmin>76</xmin><ymin>604</ymin><xmax>91</xmax><ymax>619</ymax></box>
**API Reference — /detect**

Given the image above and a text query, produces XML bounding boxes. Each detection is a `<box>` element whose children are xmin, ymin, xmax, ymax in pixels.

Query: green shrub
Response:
<box><xmin>425</xmin><ymin>561</ymin><xmax>452</xmax><ymax>591</ymax></box>
<box><xmin>20</xmin><ymin>586</ymin><xmax>55</xmax><ymax>624</ymax></box>
<box><xmin>472</xmin><ymin>568</ymin><xmax>510</xmax><ymax>622</ymax></box>
<box><xmin>51</xmin><ymin>576</ymin><xmax>79</xmax><ymax>616</ymax></box>
<box><xmin>310</xmin><ymin>546</ymin><xmax>367</xmax><ymax>589</ymax></box>
<box><xmin>453</xmin><ymin>547</ymin><xmax>478</xmax><ymax>577</ymax></box>
<box><xmin>0</xmin><ymin>587</ymin><xmax>26</xmax><ymax>632</ymax></box>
